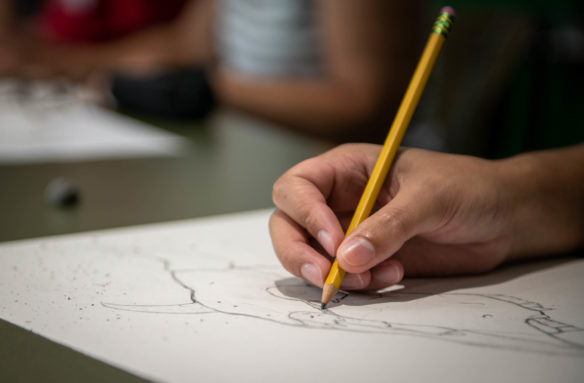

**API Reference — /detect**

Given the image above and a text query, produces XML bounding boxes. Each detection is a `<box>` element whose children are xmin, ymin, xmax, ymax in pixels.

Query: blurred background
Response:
<box><xmin>1</xmin><ymin>0</ymin><xmax>582</xmax><ymax>155</ymax></box>
<box><xmin>0</xmin><ymin>1</ymin><xmax>583</xmax><ymax>380</ymax></box>
<box><xmin>0</xmin><ymin>0</ymin><xmax>582</xmax><ymax>249</ymax></box>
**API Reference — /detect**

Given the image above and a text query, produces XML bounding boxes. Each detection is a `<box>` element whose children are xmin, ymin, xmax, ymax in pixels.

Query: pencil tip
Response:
<box><xmin>320</xmin><ymin>302</ymin><xmax>327</xmax><ymax>310</ymax></box>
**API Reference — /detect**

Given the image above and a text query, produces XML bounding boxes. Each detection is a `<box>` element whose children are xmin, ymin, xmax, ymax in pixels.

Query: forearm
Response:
<box><xmin>103</xmin><ymin>0</ymin><xmax>216</xmax><ymax>72</ymax></box>
<box><xmin>34</xmin><ymin>0</ymin><xmax>215</xmax><ymax>78</ymax></box>
<box><xmin>500</xmin><ymin>144</ymin><xmax>584</xmax><ymax>258</ymax></box>
<box><xmin>212</xmin><ymin>71</ymin><xmax>383</xmax><ymax>138</ymax></box>
<box><xmin>212</xmin><ymin>0</ymin><xmax>418</xmax><ymax>140</ymax></box>
<box><xmin>99</xmin><ymin>24</ymin><xmax>196</xmax><ymax>70</ymax></box>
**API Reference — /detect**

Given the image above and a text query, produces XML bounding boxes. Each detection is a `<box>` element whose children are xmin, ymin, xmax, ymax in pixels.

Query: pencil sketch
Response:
<box><xmin>101</xmin><ymin>254</ymin><xmax>584</xmax><ymax>357</ymax></box>
<box><xmin>2</xmin><ymin>211</ymin><xmax>584</xmax><ymax>383</ymax></box>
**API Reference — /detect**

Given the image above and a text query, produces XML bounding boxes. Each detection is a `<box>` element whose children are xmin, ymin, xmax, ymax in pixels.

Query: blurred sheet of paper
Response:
<box><xmin>0</xmin><ymin>80</ymin><xmax>189</xmax><ymax>163</ymax></box>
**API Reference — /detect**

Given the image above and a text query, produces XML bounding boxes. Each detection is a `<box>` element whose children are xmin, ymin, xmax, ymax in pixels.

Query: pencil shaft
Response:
<box><xmin>322</xmin><ymin>28</ymin><xmax>448</xmax><ymax>305</ymax></box>
<box><xmin>348</xmin><ymin>32</ymin><xmax>445</xmax><ymax>237</ymax></box>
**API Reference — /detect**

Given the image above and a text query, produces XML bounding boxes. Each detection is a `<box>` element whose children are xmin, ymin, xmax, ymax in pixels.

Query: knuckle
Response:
<box><xmin>377</xmin><ymin>208</ymin><xmax>411</xmax><ymax>239</ymax></box>
<box><xmin>334</xmin><ymin>143</ymin><xmax>354</xmax><ymax>153</ymax></box>
<box><xmin>301</xmin><ymin>208</ymin><xmax>321</xmax><ymax>234</ymax></box>
<box><xmin>271</xmin><ymin>177</ymin><xmax>288</xmax><ymax>206</ymax></box>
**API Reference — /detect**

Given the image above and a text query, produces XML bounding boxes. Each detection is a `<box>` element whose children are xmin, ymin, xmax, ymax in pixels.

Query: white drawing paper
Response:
<box><xmin>0</xmin><ymin>80</ymin><xmax>188</xmax><ymax>163</ymax></box>
<box><xmin>0</xmin><ymin>209</ymin><xmax>582</xmax><ymax>383</ymax></box>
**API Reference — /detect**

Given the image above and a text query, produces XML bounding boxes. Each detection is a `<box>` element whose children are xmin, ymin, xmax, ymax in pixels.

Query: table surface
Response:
<box><xmin>0</xmin><ymin>109</ymin><xmax>333</xmax><ymax>382</ymax></box>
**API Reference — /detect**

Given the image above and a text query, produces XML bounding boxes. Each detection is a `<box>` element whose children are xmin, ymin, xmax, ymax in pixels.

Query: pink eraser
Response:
<box><xmin>441</xmin><ymin>6</ymin><xmax>455</xmax><ymax>17</ymax></box>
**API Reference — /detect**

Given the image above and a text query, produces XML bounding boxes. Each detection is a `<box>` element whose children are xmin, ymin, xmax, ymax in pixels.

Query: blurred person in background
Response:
<box><xmin>0</xmin><ymin>0</ymin><xmax>420</xmax><ymax>142</ymax></box>
<box><xmin>0</xmin><ymin>0</ymin><xmax>190</xmax><ymax>77</ymax></box>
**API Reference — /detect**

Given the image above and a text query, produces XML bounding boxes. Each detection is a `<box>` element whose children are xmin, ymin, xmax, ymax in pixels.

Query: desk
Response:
<box><xmin>0</xmin><ymin>110</ymin><xmax>333</xmax><ymax>382</ymax></box>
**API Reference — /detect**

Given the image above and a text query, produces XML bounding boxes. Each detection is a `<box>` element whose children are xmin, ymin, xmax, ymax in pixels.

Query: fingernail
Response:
<box><xmin>338</xmin><ymin>236</ymin><xmax>375</xmax><ymax>267</ymax></box>
<box><xmin>341</xmin><ymin>273</ymin><xmax>367</xmax><ymax>290</ymax></box>
<box><xmin>300</xmin><ymin>264</ymin><xmax>323</xmax><ymax>287</ymax></box>
<box><xmin>317</xmin><ymin>230</ymin><xmax>335</xmax><ymax>255</ymax></box>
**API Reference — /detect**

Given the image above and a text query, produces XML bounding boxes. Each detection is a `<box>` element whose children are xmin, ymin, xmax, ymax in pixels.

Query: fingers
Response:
<box><xmin>271</xmin><ymin>144</ymin><xmax>515</xmax><ymax>292</ymax></box>
<box><xmin>270</xmin><ymin>205</ymin><xmax>408</xmax><ymax>291</ymax></box>
<box><xmin>269</xmin><ymin>209</ymin><xmax>331</xmax><ymax>287</ymax></box>
<box><xmin>272</xmin><ymin>143</ymin><xmax>385</xmax><ymax>256</ymax></box>
<box><xmin>368</xmin><ymin>258</ymin><xmax>404</xmax><ymax>290</ymax></box>
<box><xmin>340</xmin><ymin>258</ymin><xmax>405</xmax><ymax>291</ymax></box>
<box><xmin>336</xmin><ymin>183</ymin><xmax>443</xmax><ymax>275</ymax></box>
<box><xmin>272</xmin><ymin>149</ymin><xmax>355</xmax><ymax>256</ymax></box>
<box><xmin>270</xmin><ymin>209</ymin><xmax>375</xmax><ymax>290</ymax></box>
<box><xmin>393</xmin><ymin>236</ymin><xmax>507</xmax><ymax>277</ymax></box>
<box><xmin>272</xmin><ymin>172</ymin><xmax>343</xmax><ymax>256</ymax></box>
<box><xmin>270</xmin><ymin>143</ymin><xmax>411</xmax><ymax>291</ymax></box>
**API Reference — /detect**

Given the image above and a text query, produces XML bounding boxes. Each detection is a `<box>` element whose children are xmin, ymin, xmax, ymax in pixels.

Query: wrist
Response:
<box><xmin>494</xmin><ymin>154</ymin><xmax>541</xmax><ymax>260</ymax></box>
<box><xmin>496</xmin><ymin>147</ymin><xmax>584</xmax><ymax>260</ymax></box>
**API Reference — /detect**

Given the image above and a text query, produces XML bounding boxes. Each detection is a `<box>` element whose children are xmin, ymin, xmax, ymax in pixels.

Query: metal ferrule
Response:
<box><xmin>432</xmin><ymin>12</ymin><xmax>454</xmax><ymax>37</ymax></box>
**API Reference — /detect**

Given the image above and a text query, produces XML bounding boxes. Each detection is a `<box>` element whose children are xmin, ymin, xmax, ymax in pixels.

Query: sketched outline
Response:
<box><xmin>101</xmin><ymin>257</ymin><xmax>584</xmax><ymax>357</ymax></box>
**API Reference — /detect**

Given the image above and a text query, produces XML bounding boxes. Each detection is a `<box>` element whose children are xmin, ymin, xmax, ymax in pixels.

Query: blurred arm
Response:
<box><xmin>211</xmin><ymin>0</ymin><xmax>419</xmax><ymax>140</ymax></box>
<box><xmin>20</xmin><ymin>0</ymin><xmax>216</xmax><ymax>79</ymax></box>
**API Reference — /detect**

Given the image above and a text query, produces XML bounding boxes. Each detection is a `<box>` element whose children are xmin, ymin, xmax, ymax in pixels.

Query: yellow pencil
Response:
<box><xmin>321</xmin><ymin>6</ymin><xmax>455</xmax><ymax>308</ymax></box>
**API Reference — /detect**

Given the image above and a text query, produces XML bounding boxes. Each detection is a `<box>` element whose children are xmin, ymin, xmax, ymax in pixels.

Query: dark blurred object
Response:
<box><xmin>488</xmin><ymin>5</ymin><xmax>584</xmax><ymax>158</ymax></box>
<box><xmin>111</xmin><ymin>68</ymin><xmax>215</xmax><ymax>120</ymax></box>
<box><xmin>45</xmin><ymin>177</ymin><xmax>81</xmax><ymax>207</ymax></box>
<box><xmin>427</xmin><ymin>0</ymin><xmax>583</xmax><ymax>157</ymax></box>
<box><xmin>14</xmin><ymin>0</ymin><xmax>44</xmax><ymax>18</ymax></box>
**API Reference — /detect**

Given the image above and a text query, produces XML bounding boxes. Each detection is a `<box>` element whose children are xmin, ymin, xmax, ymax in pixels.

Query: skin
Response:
<box><xmin>269</xmin><ymin>143</ymin><xmax>584</xmax><ymax>291</ymax></box>
<box><xmin>0</xmin><ymin>0</ymin><xmax>213</xmax><ymax>79</ymax></box>
<box><xmin>0</xmin><ymin>0</ymin><xmax>418</xmax><ymax>141</ymax></box>
<box><xmin>211</xmin><ymin>0</ymin><xmax>419</xmax><ymax>140</ymax></box>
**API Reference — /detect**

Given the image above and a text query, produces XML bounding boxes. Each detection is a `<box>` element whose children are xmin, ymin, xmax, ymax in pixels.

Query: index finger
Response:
<box><xmin>272</xmin><ymin>144</ymin><xmax>378</xmax><ymax>256</ymax></box>
<box><xmin>272</xmin><ymin>156</ymin><xmax>344</xmax><ymax>256</ymax></box>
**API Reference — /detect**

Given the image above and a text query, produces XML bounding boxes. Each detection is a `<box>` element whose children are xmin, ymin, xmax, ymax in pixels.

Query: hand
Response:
<box><xmin>269</xmin><ymin>144</ymin><xmax>520</xmax><ymax>291</ymax></box>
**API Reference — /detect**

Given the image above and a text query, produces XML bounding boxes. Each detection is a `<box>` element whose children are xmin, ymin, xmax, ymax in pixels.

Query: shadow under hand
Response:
<box><xmin>274</xmin><ymin>256</ymin><xmax>579</xmax><ymax>308</ymax></box>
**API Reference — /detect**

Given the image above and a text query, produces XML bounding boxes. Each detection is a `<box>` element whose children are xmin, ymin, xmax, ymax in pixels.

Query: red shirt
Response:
<box><xmin>40</xmin><ymin>0</ymin><xmax>187</xmax><ymax>43</ymax></box>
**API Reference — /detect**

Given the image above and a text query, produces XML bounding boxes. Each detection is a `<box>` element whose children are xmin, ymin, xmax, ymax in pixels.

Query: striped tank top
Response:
<box><xmin>216</xmin><ymin>0</ymin><xmax>323</xmax><ymax>77</ymax></box>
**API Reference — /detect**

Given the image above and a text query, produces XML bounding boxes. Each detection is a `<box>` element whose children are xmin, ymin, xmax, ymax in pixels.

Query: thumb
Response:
<box><xmin>336</xmin><ymin>187</ymin><xmax>443</xmax><ymax>274</ymax></box>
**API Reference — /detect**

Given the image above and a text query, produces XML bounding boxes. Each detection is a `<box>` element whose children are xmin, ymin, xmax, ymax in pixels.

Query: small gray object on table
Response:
<box><xmin>45</xmin><ymin>177</ymin><xmax>81</xmax><ymax>207</ymax></box>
